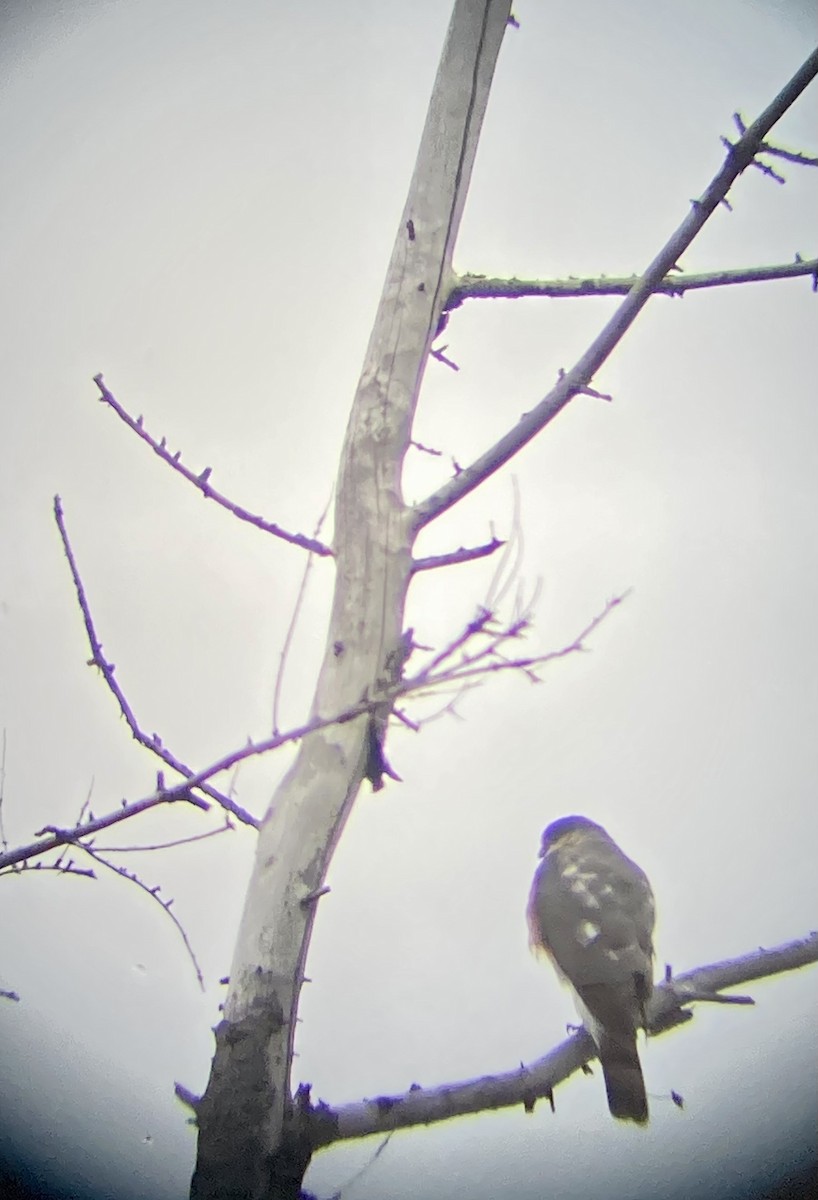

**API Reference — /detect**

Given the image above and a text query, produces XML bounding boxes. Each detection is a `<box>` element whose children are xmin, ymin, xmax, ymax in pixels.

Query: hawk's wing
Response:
<box><xmin>527</xmin><ymin>816</ymin><xmax>655</xmax><ymax>1123</ymax></box>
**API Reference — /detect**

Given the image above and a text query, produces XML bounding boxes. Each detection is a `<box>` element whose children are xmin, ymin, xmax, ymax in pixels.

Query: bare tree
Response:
<box><xmin>186</xmin><ymin>7</ymin><xmax>818</xmax><ymax>1192</ymax></box>
<box><xmin>2</xmin><ymin>4</ymin><xmax>817</xmax><ymax>1198</ymax></box>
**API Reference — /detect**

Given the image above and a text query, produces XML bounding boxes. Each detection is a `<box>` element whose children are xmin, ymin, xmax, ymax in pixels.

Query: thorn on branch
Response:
<box><xmin>300</xmin><ymin>885</ymin><xmax>331</xmax><ymax>908</ymax></box>
<box><xmin>578</xmin><ymin>384</ymin><xmax>613</xmax><ymax>403</ymax></box>
<box><xmin>34</xmin><ymin>825</ymin><xmax>77</xmax><ymax>840</ymax></box>
<box><xmin>750</xmin><ymin>158</ymin><xmax>786</xmax><ymax>185</ymax></box>
<box><xmin>174</xmin><ymin>1082</ymin><xmax>201</xmax><ymax>1113</ymax></box>
<box><xmin>430</xmin><ymin>346</ymin><xmax>459</xmax><ymax>371</ymax></box>
<box><xmin>410</xmin><ymin>439</ymin><xmax>443</xmax><ymax>458</ymax></box>
<box><xmin>393</xmin><ymin>708</ymin><xmax>420</xmax><ymax>732</ymax></box>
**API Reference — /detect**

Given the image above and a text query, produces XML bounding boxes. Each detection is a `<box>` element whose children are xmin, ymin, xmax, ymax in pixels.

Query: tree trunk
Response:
<box><xmin>190</xmin><ymin>3</ymin><xmax>512</xmax><ymax>1196</ymax></box>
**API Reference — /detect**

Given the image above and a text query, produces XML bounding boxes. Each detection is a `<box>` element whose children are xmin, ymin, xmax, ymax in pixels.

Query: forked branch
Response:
<box><xmin>54</xmin><ymin>495</ymin><xmax>258</xmax><ymax>829</ymax></box>
<box><xmin>0</xmin><ymin>595</ymin><xmax>622</xmax><ymax>874</ymax></box>
<box><xmin>309</xmin><ymin>932</ymin><xmax>818</xmax><ymax>1146</ymax></box>
<box><xmin>414</xmin><ymin>47</ymin><xmax>818</xmax><ymax>528</ymax></box>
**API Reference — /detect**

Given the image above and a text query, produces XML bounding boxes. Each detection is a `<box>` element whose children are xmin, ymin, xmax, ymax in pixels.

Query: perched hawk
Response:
<box><xmin>527</xmin><ymin>815</ymin><xmax>655</xmax><ymax>1124</ymax></box>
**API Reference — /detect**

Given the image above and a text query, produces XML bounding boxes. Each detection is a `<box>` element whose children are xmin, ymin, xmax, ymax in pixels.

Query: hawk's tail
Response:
<box><xmin>597</xmin><ymin>1031</ymin><xmax>649</xmax><ymax>1124</ymax></box>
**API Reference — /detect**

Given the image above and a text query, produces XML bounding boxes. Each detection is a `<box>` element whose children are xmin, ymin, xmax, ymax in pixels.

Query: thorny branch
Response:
<box><xmin>412</xmin><ymin>536</ymin><xmax>505</xmax><ymax>572</ymax></box>
<box><xmin>75</xmin><ymin>842</ymin><xmax>205</xmax><ymax>989</ymax></box>
<box><xmin>0</xmin><ymin>785</ymin><xmax>207</xmax><ymax>874</ymax></box>
<box><xmin>3</xmin><ymin>860</ymin><xmax>96</xmax><ymax>882</ymax></box>
<box><xmin>0</xmin><ymin>596</ymin><xmax>624</xmax><ymax>874</ymax></box>
<box><xmin>1</xmin><ymin>763</ymin><xmax>220</xmax><ymax>993</ymax></box>
<box><xmin>448</xmin><ymin>256</ymin><xmax>818</xmax><ymax>304</ymax></box>
<box><xmin>93</xmin><ymin>375</ymin><xmax>332</xmax><ymax>557</ymax></box>
<box><xmin>415</xmin><ymin>46</ymin><xmax>818</xmax><ymax>526</ymax></box>
<box><xmin>53</xmin><ymin>496</ymin><xmax>258</xmax><ymax>830</ymax></box>
<box><xmin>448</xmin><ymin>125</ymin><xmax>817</xmax><ymax>305</ymax></box>
<box><xmin>307</xmin><ymin>932</ymin><xmax>818</xmax><ymax>1147</ymax></box>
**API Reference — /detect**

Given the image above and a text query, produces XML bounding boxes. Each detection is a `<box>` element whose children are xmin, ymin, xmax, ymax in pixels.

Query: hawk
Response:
<box><xmin>527</xmin><ymin>815</ymin><xmax>655</xmax><ymax>1124</ymax></box>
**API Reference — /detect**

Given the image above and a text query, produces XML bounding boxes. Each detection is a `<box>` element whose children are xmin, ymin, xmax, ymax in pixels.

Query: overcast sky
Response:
<box><xmin>1</xmin><ymin>2</ymin><xmax>816</xmax><ymax>1199</ymax></box>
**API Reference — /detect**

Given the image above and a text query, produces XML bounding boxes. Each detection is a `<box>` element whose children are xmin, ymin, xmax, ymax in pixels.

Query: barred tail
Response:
<box><xmin>597</xmin><ymin>1031</ymin><xmax>649</xmax><ymax>1124</ymax></box>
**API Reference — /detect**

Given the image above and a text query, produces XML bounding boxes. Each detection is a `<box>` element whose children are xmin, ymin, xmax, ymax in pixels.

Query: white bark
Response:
<box><xmin>190</xmin><ymin>4</ymin><xmax>512</xmax><ymax>1197</ymax></box>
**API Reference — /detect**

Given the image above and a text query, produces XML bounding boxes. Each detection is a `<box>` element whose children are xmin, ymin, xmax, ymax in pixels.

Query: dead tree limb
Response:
<box><xmin>189</xmin><ymin>4</ymin><xmax>513</xmax><ymax>1197</ymax></box>
<box><xmin>310</xmin><ymin>932</ymin><xmax>818</xmax><ymax>1145</ymax></box>
<box><xmin>448</xmin><ymin>256</ymin><xmax>818</xmax><ymax>304</ymax></box>
<box><xmin>415</xmin><ymin>45</ymin><xmax>818</xmax><ymax>527</ymax></box>
<box><xmin>54</xmin><ymin>495</ymin><xmax>257</xmax><ymax>828</ymax></box>
<box><xmin>94</xmin><ymin>375</ymin><xmax>332</xmax><ymax>556</ymax></box>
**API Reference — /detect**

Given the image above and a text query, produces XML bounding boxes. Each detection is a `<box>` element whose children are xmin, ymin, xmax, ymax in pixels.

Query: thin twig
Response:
<box><xmin>412</xmin><ymin>485</ymin><xmax>531</xmax><ymax>725</ymax></box>
<box><xmin>272</xmin><ymin>492</ymin><xmax>333</xmax><ymax>734</ymax></box>
<box><xmin>53</xmin><ymin>496</ymin><xmax>258</xmax><ymax>829</ymax></box>
<box><xmin>0</xmin><ymin>786</ymin><xmax>207</xmax><ymax>873</ymax></box>
<box><xmin>77</xmin><ymin>842</ymin><xmax>205</xmax><ymax>989</ymax></box>
<box><xmin>330</xmin><ymin>1131</ymin><xmax>394</xmax><ymax>1199</ymax></box>
<box><xmin>93</xmin><ymin>375</ymin><xmax>333</xmax><ymax>557</ymax></box>
<box><xmin>0</xmin><ymin>860</ymin><xmax>97</xmax><ymax>881</ymax></box>
<box><xmin>411</xmin><ymin>536</ymin><xmax>505</xmax><ymax>572</ymax></box>
<box><xmin>484</xmin><ymin>477</ymin><xmax>524</xmax><ymax>613</ymax></box>
<box><xmin>93</xmin><ymin>818</ymin><xmax>233</xmax><ymax>853</ymax></box>
<box><xmin>410</xmin><ymin>439</ymin><xmax>444</xmax><ymax>458</ymax></box>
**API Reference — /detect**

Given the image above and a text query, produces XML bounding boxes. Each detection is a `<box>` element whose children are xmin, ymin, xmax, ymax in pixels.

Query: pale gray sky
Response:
<box><xmin>1</xmin><ymin>3</ymin><xmax>816</xmax><ymax>1199</ymax></box>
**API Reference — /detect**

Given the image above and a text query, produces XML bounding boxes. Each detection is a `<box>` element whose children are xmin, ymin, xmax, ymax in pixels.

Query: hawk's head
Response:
<box><xmin>536</xmin><ymin>814</ymin><xmax>607</xmax><ymax>857</ymax></box>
